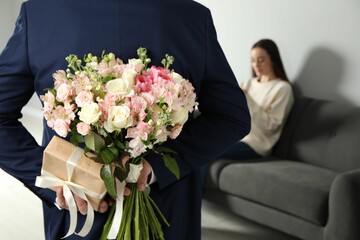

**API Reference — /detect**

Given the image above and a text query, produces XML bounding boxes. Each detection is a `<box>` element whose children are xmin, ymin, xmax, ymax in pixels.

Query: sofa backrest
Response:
<box><xmin>273</xmin><ymin>95</ymin><xmax>360</xmax><ymax>172</ymax></box>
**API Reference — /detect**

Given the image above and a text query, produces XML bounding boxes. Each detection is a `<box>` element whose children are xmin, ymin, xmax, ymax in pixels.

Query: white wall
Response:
<box><xmin>196</xmin><ymin>0</ymin><xmax>360</xmax><ymax>106</ymax></box>
<box><xmin>0</xmin><ymin>0</ymin><xmax>23</xmax><ymax>49</ymax></box>
<box><xmin>1</xmin><ymin>0</ymin><xmax>360</xmax><ymax>108</ymax></box>
<box><xmin>0</xmin><ymin>0</ymin><xmax>43</xmax><ymax>139</ymax></box>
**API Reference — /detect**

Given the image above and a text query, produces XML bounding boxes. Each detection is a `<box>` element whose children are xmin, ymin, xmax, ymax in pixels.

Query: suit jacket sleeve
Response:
<box><xmin>0</xmin><ymin>4</ymin><xmax>55</xmax><ymax>207</ymax></box>
<box><xmin>148</xmin><ymin>10</ymin><xmax>251</xmax><ymax>190</ymax></box>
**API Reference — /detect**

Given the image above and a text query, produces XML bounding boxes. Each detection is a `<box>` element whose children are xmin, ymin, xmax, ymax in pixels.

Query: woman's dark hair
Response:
<box><xmin>252</xmin><ymin>39</ymin><xmax>289</xmax><ymax>81</ymax></box>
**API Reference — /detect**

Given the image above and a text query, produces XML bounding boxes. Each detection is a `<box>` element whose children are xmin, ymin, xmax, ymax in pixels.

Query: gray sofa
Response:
<box><xmin>203</xmin><ymin>95</ymin><xmax>360</xmax><ymax>240</ymax></box>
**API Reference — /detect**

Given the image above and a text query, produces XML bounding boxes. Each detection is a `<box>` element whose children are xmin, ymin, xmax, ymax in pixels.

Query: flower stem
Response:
<box><xmin>99</xmin><ymin>203</ymin><xmax>116</xmax><ymax>240</ymax></box>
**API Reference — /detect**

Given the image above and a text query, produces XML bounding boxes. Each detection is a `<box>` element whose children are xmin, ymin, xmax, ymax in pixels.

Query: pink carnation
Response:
<box><xmin>148</xmin><ymin>66</ymin><xmax>171</xmax><ymax>83</ymax></box>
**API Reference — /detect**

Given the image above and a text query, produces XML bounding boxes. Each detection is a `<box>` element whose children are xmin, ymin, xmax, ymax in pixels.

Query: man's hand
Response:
<box><xmin>137</xmin><ymin>159</ymin><xmax>152</xmax><ymax>191</ymax></box>
<box><xmin>55</xmin><ymin>156</ymin><xmax>153</xmax><ymax>215</ymax></box>
<box><xmin>55</xmin><ymin>188</ymin><xmax>116</xmax><ymax>215</ymax></box>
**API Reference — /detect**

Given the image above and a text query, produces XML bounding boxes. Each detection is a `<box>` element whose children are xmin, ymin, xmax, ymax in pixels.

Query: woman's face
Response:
<box><xmin>251</xmin><ymin>47</ymin><xmax>274</xmax><ymax>77</ymax></box>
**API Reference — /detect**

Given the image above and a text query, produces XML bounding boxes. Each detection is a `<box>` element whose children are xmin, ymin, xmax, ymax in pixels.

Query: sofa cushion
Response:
<box><xmin>272</xmin><ymin>96</ymin><xmax>311</xmax><ymax>157</ymax></box>
<box><xmin>218</xmin><ymin>160</ymin><xmax>337</xmax><ymax>226</ymax></box>
<box><xmin>274</xmin><ymin>96</ymin><xmax>360</xmax><ymax>172</ymax></box>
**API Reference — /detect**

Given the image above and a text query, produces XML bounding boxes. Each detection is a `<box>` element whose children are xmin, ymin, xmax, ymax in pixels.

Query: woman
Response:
<box><xmin>220</xmin><ymin>38</ymin><xmax>294</xmax><ymax>159</ymax></box>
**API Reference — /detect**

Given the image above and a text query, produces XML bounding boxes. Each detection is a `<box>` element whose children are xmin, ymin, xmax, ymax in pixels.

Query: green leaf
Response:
<box><xmin>100</xmin><ymin>164</ymin><xmax>116</xmax><ymax>198</ymax></box>
<box><xmin>70</xmin><ymin>133</ymin><xmax>84</xmax><ymax>146</ymax></box>
<box><xmin>102</xmin><ymin>73</ymin><xmax>114</xmax><ymax>83</ymax></box>
<box><xmin>114</xmin><ymin>163</ymin><xmax>129</xmax><ymax>182</ymax></box>
<box><xmin>84</xmin><ymin>153</ymin><xmax>103</xmax><ymax>164</ymax></box>
<box><xmin>100</xmin><ymin>148</ymin><xmax>116</xmax><ymax>164</ymax></box>
<box><xmin>115</xmin><ymin>139</ymin><xmax>126</xmax><ymax>150</ymax></box>
<box><xmin>84</xmin><ymin>132</ymin><xmax>105</xmax><ymax>153</ymax></box>
<box><xmin>163</xmin><ymin>154</ymin><xmax>180</xmax><ymax>180</ymax></box>
<box><xmin>108</xmin><ymin>146</ymin><xmax>119</xmax><ymax>159</ymax></box>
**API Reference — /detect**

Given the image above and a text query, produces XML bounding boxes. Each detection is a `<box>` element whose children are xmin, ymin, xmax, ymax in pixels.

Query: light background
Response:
<box><xmin>0</xmin><ymin>0</ymin><xmax>359</xmax><ymax>238</ymax></box>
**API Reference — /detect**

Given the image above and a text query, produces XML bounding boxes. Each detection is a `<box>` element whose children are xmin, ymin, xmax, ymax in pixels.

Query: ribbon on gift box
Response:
<box><xmin>35</xmin><ymin>147</ymin><xmax>106</xmax><ymax>238</ymax></box>
<box><xmin>107</xmin><ymin>163</ymin><xmax>144</xmax><ymax>240</ymax></box>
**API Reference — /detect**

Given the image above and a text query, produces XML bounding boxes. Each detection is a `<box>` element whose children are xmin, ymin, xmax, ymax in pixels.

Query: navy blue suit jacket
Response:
<box><xmin>0</xmin><ymin>0</ymin><xmax>250</xmax><ymax>239</ymax></box>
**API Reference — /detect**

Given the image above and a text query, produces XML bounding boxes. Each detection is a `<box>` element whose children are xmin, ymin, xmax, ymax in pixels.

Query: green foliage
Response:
<box><xmin>163</xmin><ymin>154</ymin><xmax>180</xmax><ymax>180</ymax></box>
<box><xmin>114</xmin><ymin>161</ymin><xmax>130</xmax><ymax>182</ymax></box>
<box><xmin>100</xmin><ymin>148</ymin><xmax>117</xmax><ymax>164</ymax></box>
<box><xmin>84</xmin><ymin>132</ymin><xmax>105</xmax><ymax>153</ymax></box>
<box><xmin>100</xmin><ymin>164</ymin><xmax>117</xmax><ymax>198</ymax></box>
<box><xmin>70</xmin><ymin>132</ymin><xmax>84</xmax><ymax>146</ymax></box>
<box><xmin>161</xmin><ymin>54</ymin><xmax>175</xmax><ymax>69</ymax></box>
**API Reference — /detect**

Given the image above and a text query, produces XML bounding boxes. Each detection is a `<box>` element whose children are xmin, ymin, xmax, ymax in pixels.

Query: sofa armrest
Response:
<box><xmin>325</xmin><ymin>168</ymin><xmax>360</xmax><ymax>240</ymax></box>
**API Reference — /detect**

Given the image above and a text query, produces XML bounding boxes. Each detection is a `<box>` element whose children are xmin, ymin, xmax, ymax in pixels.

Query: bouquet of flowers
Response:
<box><xmin>41</xmin><ymin>47</ymin><xmax>197</xmax><ymax>239</ymax></box>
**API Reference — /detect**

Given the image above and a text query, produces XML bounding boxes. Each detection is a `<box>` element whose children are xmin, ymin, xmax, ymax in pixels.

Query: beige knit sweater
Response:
<box><xmin>240</xmin><ymin>77</ymin><xmax>294</xmax><ymax>156</ymax></box>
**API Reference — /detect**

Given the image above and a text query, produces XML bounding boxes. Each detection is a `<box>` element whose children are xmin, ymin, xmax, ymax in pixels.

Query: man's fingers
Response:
<box><xmin>124</xmin><ymin>187</ymin><xmax>131</xmax><ymax>196</ymax></box>
<box><xmin>56</xmin><ymin>188</ymin><xmax>67</xmax><ymax>209</ymax></box>
<box><xmin>56</xmin><ymin>188</ymin><xmax>116</xmax><ymax>214</ymax></box>
<box><xmin>98</xmin><ymin>200</ymin><xmax>109</xmax><ymax>213</ymax></box>
<box><xmin>74</xmin><ymin>195</ymin><xmax>88</xmax><ymax>215</ymax></box>
<box><xmin>137</xmin><ymin>159</ymin><xmax>152</xmax><ymax>192</ymax></box>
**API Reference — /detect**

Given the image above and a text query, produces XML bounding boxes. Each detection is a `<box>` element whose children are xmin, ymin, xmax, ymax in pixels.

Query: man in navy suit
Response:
<box><xmin>0</xmin><ymin>0</ymin><xmax>250</xmax><ymax>239</ymax></box>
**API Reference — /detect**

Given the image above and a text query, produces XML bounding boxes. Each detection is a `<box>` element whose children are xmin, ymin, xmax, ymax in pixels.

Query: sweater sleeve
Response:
<box><xmin>246</xmin><ymin>82</ymin><xmax>294</xmax><ymax>136</ymax></box>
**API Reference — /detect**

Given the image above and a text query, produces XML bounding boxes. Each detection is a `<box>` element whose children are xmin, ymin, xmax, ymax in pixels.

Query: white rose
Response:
<box><xmin>170</xmin><ymin>72</ymin><xmax>185</xmax><ymax>84</ymax></box>
<box><xmin>122</xmin><ymin>68</ymin><xmax>137</xmax><ymax>83</ymax></box>
<box><xmin>128</xmin><ymin>59</ymin><xmax>145</xmax><ymax>73</ymax></box>
<box><xmin>106</xmin><ymin>69</ymin><xmax>135</xmax><ymax>97</ymax></box>
<box><xmin>104</xmin><ymin>105</ymin><xmax>133</xmax><ymax>132</ymax></box>
<box><xmin>171</xmin><ymin>107</ymin><xmax>189</xmax><ymax>125</ymax></box>
<box><xmin>78</xmin><ymin>102</ymin><xmax>101</xmax><ymax>124</ymax></box>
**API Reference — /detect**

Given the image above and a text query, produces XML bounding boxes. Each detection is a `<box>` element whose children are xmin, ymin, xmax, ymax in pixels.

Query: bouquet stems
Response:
<box><xmin>101</xmin><ymin>183</ymin><xmax>169</xmax><ymax>240</ymax></box>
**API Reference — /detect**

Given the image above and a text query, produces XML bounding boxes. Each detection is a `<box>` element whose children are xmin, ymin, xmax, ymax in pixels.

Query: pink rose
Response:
<box><xmin>53</xmin><ymin>119</ymin><xmax>69</xmax><ymax>137</ymax></box>
<box><xmin>76</xmin><ymin>122</ymin><xmax>91</xmax><ymax>136</ymax></box>
<box><xmin>75</xmin><ymin>91</ymin><xmax>94</xmax><ymax>107</ymax></box>
<box><xmin>56</xmin><ymin>83</ymin><xmax>72</xmax><ymax>102</ymax></box>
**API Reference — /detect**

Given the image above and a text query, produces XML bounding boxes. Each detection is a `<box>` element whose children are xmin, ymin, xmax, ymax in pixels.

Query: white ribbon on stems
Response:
<box><xmin>35</xmin><ymin>147</ymin><xmax>106</xmax><ymax>239</ymax></box>
<box><xmin>107</xmin><ymin>163</ymin><xmax>144</xmax><ymax>240</ymax></box>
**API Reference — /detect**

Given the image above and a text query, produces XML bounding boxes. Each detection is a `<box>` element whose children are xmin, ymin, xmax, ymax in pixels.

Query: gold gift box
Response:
<box><xmin>41</xmin><ymin>136</ymin><xmax>106</xmax><ymax>211</ymax></box>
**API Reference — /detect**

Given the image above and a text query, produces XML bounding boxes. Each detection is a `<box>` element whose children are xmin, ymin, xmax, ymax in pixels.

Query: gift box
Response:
<box><xmin>40</xmin><ymin>136</ymin><xmax>107</xmax><ymax>211</ymax></box>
